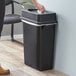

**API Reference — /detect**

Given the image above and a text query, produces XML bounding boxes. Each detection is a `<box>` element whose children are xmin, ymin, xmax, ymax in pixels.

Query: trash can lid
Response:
<box><xmin>21</xmin><ymin>9</ymin><xmax>58</xmax><ymax>24</ymax></box>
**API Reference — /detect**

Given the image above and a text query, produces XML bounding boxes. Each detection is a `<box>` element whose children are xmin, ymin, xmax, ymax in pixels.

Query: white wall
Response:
<box><xmin>39</xmin><ymin>0</ymin><xmax>76</xmax><ymax>76</ymax></box>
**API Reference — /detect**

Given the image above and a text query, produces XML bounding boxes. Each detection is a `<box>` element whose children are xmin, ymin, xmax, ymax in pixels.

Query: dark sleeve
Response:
<box><xmin>0</xmin><ymin>0</ymin><xmax>5</xmax><ymax>36</ymax></box>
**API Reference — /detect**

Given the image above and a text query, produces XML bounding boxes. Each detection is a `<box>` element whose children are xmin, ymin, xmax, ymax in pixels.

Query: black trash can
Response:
<box><xmin>21</xmin><ymin>9</ymin><xmax>57</xmax><ymax>71</ymax></box>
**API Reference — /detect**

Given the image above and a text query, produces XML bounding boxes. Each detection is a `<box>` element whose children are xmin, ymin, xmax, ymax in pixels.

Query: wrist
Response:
<box><xmin>32</xmin><ymin>0</ymin><xmax>38</xmax><ymax>7</ymax></box>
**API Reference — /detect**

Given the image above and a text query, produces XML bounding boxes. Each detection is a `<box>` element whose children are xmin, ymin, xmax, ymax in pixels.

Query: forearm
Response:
<box><xmin>32</xmin><ymin>0</ymin><xmax>38</xmax><ymax>3</ymax></box>
<box><xmin>32</xmin><ymin>0</ymin><xmax>38</xmax><ymax>6</ymax></box>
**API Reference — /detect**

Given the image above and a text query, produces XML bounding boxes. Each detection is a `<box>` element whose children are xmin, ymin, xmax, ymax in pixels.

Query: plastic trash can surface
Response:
<box><xmin>21</xmin><ymin>9</ymin><xmax>57</xmax><ymax>71</ymax></box>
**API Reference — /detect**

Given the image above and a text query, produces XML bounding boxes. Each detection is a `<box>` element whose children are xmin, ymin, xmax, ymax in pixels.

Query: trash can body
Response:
<box><xmin>22</xmin><ymin>9</ymin><xmax>57</xmax><ymax>71</ymax></box>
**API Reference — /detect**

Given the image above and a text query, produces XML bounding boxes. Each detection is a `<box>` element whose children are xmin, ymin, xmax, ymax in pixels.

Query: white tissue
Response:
<box><xmin>37</xmin><ymin>10</ymin><xmax>42</xmax><ymax>14</ymax></box>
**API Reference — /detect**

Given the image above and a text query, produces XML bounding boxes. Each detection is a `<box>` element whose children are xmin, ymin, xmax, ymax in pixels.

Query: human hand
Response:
<box><xmin>35</xmin><ymin>3</ymin><xmax>45</xmax><ymax>13</ymax></box>
<box><xmin>32</xmin><ymin>0</ymin><xmax>45</xmax><ymax>13</ymax></box>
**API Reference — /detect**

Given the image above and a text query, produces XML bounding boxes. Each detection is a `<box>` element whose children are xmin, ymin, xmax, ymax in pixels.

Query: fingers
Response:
<box><xmin>39</xmin><ymin>5</ymin><xmax>45</xmax><ymax>13</ymax></box>
<box><xmin>36</xmin><ymin>3</ymin><xmax>45</xmax><ymax>13</ymax></box>
<box><xmin>32</xmin><ymin>0</ymin><xmax>45</xmax><ymax>13</ymax></box>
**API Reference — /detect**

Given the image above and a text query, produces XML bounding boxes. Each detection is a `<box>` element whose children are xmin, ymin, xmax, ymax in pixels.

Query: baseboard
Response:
<box><xmin>1</xmin><ymin>34</ymin><xmax>23</xmax><ymax>40</ymax></box>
